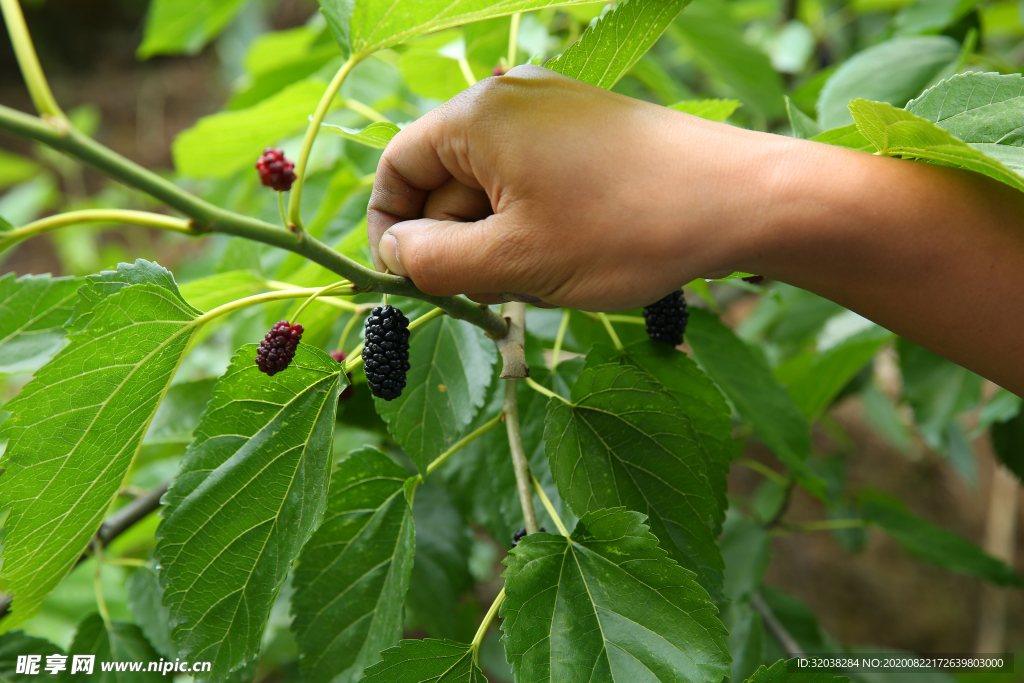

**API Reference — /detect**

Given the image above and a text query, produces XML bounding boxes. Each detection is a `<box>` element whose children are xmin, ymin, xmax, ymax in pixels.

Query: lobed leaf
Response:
<box><xmin>500</xmin><ymin>508</ymin><xmax>730</xmax><ymax>683</ymax></box>
<box><xmin>0</xmin><ymin>262</ymin><xmax>200</xmax><ymax>631</ymax></box>
<box><xmin>320</xmin><ymin>121</ymin><xmax>402</xmax><ymax>149</ymax></box>
<box><xmin>374</xmin><ymin>314</ymin><xmax>496</xmax><ymax>474</ymax></box>
<box><xmin>547</xmin><ymin>0</ymin><xmax>690</xmax><ymax>89</ymax></box>
<box><xmin>290</xmin><ymin>447</ymin><xmax>415</xmax><ymax>683</ymax></box>
<box><xmin>0</xmin><ymin>273</ymin><xmax>82</xmax><ymax>375</ymax></box>
<box><xmin>356</xmin><ymin>638</ymin><xmax>485</xmax><ymax>682</ymax></box>
<box><xmin>544</xmin><ymin>363</ymin><xmax>724</xmax><ymax>592</ymax></box>
<box><xmin>849</xmin><ymin>99</ymin><xmax>1024</xmax><ymax>193</ymax></box>
<box><xmin>155</xmin><ymin>345</ymin><xmax>343</xmax><ymax>680</ymax></box>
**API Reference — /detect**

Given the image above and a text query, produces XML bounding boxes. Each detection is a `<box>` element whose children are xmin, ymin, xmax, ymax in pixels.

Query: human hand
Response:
<box><xmin>366</xmin><ymin>65</ymin><xmax>793</xmax><ymax>311</ymax></box>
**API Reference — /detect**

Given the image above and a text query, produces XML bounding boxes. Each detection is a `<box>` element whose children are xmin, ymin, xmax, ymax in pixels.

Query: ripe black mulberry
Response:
<box><xmin>742</xmin><ymin>275</ymin><xmax>765</xmax><ymax>284</ymax></box>
<box><xmin>329</xmin><ymin>350</ymin><xmax>355</xmax><ymax>400</ymax></box>
<box><xmin>256</xmin><ymin>321</ymin><xmax>303</xmax><ymax>375</ymax></box>
<box><xmin>511</xmin><ymin>526</ymin><xmax>546</xmax><ymax>547</ymax></box>
<box><xmin>256</xmin><ymin>148</ymin><xmax>296</xmax><ymax>192</ymax></box>
<box><xmin>643</xmin><ymin>290</ymin><xmax>689</xmax><ymax>346</ymax></box>
<box><xmin>363</xmin><ymin>305</ymin><xmax>411</xmax><ymax>401</ymax></box>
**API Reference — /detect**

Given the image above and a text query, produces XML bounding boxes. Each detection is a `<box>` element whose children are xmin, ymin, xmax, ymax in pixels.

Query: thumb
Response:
<box><xmin>377</xmin><ymin>215</ymin><xmax>537</xmax><ymax>297</ymax></box>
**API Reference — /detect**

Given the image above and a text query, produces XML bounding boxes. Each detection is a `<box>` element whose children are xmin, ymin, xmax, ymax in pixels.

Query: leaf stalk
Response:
<box><xmin>0</xmin><ymin>0</ymin><xmax>64</xmax><ymax>117</ymax></box>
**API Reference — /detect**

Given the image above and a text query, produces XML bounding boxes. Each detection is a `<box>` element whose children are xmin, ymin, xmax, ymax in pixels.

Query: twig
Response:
<box><xmin>975</xmin><ymin>463</ymin><xmax>1020</xmax><ymax>653</ymax></box>
<box><xmin>505</xmin><ymin>378</ymin><xmax>539</xmax><ymax>535</ymax></box>
<box><xmin>0</xmin><ymin>481</ymin><xmax>170</xmax><ymax>621</ymax></box>
<box><xmin>497</xmin><ymin>302</ymin><xmax>529</xmax><ymax>379</ymax></box>
<box><xmin>531</xmin><ymin>473</ymin><xmax>570</xmax><ymax>537</ymax></box>
<box><xmin>752</xmin><ymin>592</ymin><xmax>806</xmax><ymax>659</ymax></box>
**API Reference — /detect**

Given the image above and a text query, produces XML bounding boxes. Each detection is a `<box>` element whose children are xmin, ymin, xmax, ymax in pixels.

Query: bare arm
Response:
<box><xmin>367</xmin><ymin>65</ymin><xmax>1024</xmax><ymax>396</ymax></box>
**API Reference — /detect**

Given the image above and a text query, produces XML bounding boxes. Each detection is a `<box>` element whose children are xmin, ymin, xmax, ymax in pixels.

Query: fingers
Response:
<box><xmin>377</xmin><ymin>214</ymin><xmax>539</xmax><ymax>297</ymax></box>
<box><xmin>423</xmin><ymin>177</ymin><xmax>493</xmax><ymax>222</ymax></box>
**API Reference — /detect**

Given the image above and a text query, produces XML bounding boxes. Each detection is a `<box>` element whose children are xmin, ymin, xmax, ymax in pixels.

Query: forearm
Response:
<box><xmin>738</xmin><ymin>139</ymin><xmax>1024</xmax><ymax>396</ymax></box>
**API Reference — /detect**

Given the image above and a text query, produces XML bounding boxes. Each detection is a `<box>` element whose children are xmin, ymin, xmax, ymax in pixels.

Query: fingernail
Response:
<box><xmin>378</xmin><ymin>232</ymin><xmax>408</xmax><ymax>277</ymax></box>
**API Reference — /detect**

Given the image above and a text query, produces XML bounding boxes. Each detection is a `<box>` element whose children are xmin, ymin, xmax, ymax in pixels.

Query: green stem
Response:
<box><xmin>471</xmin><ymin>587</ymin><xmax>505</xmax><ymax>660</ymax></box>
<box><xmin>602</xmin><ymin>314</ymin><xmax>646</xmax><ymax>325</ymax></box>
<box><xmin>531</xmin><ymin>473</ymin><xmax>569</xmax><ymax>537</ymax></box>
<box><xmin>597</xmin><ymin>312</ymin><xmax>623</xmax><ymax>350</ymax></box>
<box><xmin>0</xmin><ymin>103</ymin><xmax>508</xmax><ymax>339</ymax></box>
<box><xmin>337</xmin><ymin>308</ymin><xmax>364</xmax><ymax>352</ymax></box>
<box><xmin>508</xmin><ymin>12</ymin><xmax>522</xmax><ymax>67</ymax></box>
<box><xmin>458</xmin><ymin>57</ymin><xmax>478</xmax><ymax>87</ymax></box>
<box><xmin>278</xmin><ymin>192</ymin><xmax>288</xmax><ymax>228</ymax></box>
<box><xmin>193</xmin><ymin>288</ymin><xmax>348</xmax><ymax>328</ymax></box>
<box><xmin>0</xmin><ymin>0</ymin><xmax>63</xmax><ymax>118</ymax></box>
<box><xmin>524</xmin><ymin>376</ymin><xmax>570</xmax><ymax>404</ymax></box>
<box><xmin>505</xmin><ymin>378</ymin><xmax>540</xmax><ymax>535</ymax></box>
<box><xmin>93</xmin><ymin>544</ymin><xmax>112</xmax><ymax>631</ymax></box>
<box><xmin>0</xmin><ymin>209</ymin><xmax>196</xmax><ymax>253</ymax></box>
<box><xmin>738</xmin><ymin>458</ymin><xmax>789</xmax><ymax>487</ymax></box>
<box><xmin>551</xmin><ymin>309</ymin><xmax>570</xmax><ymax>368</ymax></box>
<box><xmin>343</xmin><ymin>97</ymin><xmax>389</xmax><ymax>123</ymax></box>
<box><xmin>424</xmin><ymin>412</ymin><xmax>503</xmax><ymax>476</ymax></box>
<box><xmin>103</xmin><ymin>557</ymin><xmax>149</xmax><ymax>568</ymax></box>
<box><xmin>288</xmin><ymin>56</ymin><xmax>361</xmax><ymax>229</ymax></box>
<box><xmin>799</xmin><ymin>518</ymin><xmax>866</xmax><ymax>533</ymax></box>
<box><xmin>289</xmin><ymin>279</ymin><xmax>353</xmax><ymax>324</ymax></box>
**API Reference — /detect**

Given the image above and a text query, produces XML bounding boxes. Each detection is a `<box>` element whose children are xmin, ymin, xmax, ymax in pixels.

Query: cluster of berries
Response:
<box><xmin>256</xmin><ymin>148</ymin><xmax>296</xmax><ymax>192</ymax></box>
<box><xmin>255</xmin><ymin>321</ymin><xmax>303</xmax><ymax>375</ymax></box>
<box><xmin>642</xmin><ymin>290</ymin><xmax>689</xmax><ymax>346</ymax></box>
<box><xmin>363</xmin><ymin>305</ymin><xmax>411</xmax><ymax>401</ymax></box>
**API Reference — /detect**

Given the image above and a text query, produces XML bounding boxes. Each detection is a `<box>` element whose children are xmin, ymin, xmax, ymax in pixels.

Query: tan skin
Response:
<box><xmin>367</xmin><ymin>65</ymin><xmax>1024</xmax><ymax>397</ymax></box>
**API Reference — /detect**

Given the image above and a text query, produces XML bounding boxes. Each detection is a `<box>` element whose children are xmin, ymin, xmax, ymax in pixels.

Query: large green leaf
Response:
<box><xmin>375</xmin><ymin>314</ymin><xmax>496</xmax><ymax>474</ymax></box>
<box><xmin>817</xmin><ymin>36</ymin><xmax>960</xmax><ymax>128</ymax></box>
<box><xmin>893</xmin><ymin>0</ymin><xmax>981</xmax><ymax>36</ymax></box>
<box><xmin>138</xmin><ymin>0</ymin><xmax>248</xmax><ymax>58</ymax></box>
<box><xmin>669</xmin><ymin>98</ymin><xmax>742</xmax><ymax>122</ymax></box>
<box><xmin>0</xmin><ymin>262</ymin><xmax>201</xmax><ymax>631</ymax></box>
<box><xmin>585</xmin><ymin>341</ymin><xmax>733</xmax><ymax>535</ymax></box>
<box><xmin>178</xmin><ymin>270</ymin><xmax>266</xmax><ymax>313</ymax></box>
<box><xmin>906</xmin><ymin>72</ymin><xmax>1024</xmax><ymax>146</ymax></box>
<box><xmin>744</xmin><ymin>659</ymin><xmax>849</xmax><ymax>682</ymax></box>
<box><xmin>547</xmin><ymin>0</ymin><xmax>689</xmax><ymax>89</ymax></box>
<box><xmin>291</xmin><ymin>447</ymin><xmax>415</xmax><ymax>683</ymax></box>
<box><xmin>809</xmin><ymin>124</ymin><xmax>874</xmax><ymax>152</ymax></box>
<box><xmin>848</xmin><ymin>99</ymin><xmax>1024</xmax><ymax>193</ymax></box>
<box><xmin>685</xmin><ymin>309</ymin><xmax>822</xmax><ymax>497</ymax></box>
<box><xmin>0</xmin><ymin>273</ymin><xmax>82</xmax><ymax>375</ymax></box>
<box><xmin>323</xmin><ymin>0</ymin><xmax>600</xmax><ymax>58</ymax></box>
<box><xmin>172</xmin><ymin>79</ymin><xmax>334</xmax><ymax>178</ymax></box>
<box><xmin>859</xmin><ymin>492</ymin><xmax>1023</xmax><ymax>587</ymax></box>
<box><xmin>155</xmin><ymin>344</ymin><xmax>343</xmax><ymax>680</ymax></box>
<box><xmin>126</xmin><ymin>568</ymin><xmax>177</xmax><ymax>660</ymax></box>
<box><xmin>356</xmin><ymin>639</ymin><xmax>485</xmax><ymax>683</ymax></box>
<box><xmin>500</xmin><ymin>508</ymin><xmax>730</xmax><ymax>683</ymax></box>
<box><xmin>0</xmin><ymin>631</ymin><xmax>64</xmax><ymax>682</ymax></box>
<box><xmin>897</xmin><ymin>338</ymin><xmax>981</xmax><ymax>449</ymax></box>
<box><xmin>60</xmin><ymin>613</ymin><xmax>162</xmax><ymax>683</ymax></box>
<box><xmin>544</xmin><ymin>363</ymin><xmax>724</xmax><ymax>592</ymax></box>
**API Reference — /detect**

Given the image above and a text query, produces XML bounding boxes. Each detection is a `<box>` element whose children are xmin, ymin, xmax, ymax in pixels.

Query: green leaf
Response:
<box><xmin>685</xmin><ymin>309</ymin><xmax>823</xmax><ymax>497</ymax></box>
<box><xmin>140</xmin><ymin>378</ymin><xmax>216</xmax><ymax>463</ymax></box>
<box><xmin>155</xmin><ymin>344</ymin><xmax>343</xmax><ymax>680</ymax></box>
<box><xmin>585</xmin><ymin>341</ymin><xmax>733</xmax><ymax>535</ymax></box>
<box><xmin>322</xmin><ymin>0</ymin><xmax>601</xmax><ymax>58</ymax></box>
<box><xmin>173</xmin><ymin>79</ymin><xmax>334</xmax><ymax>178</ymax></box>
<box><xmin>356</xmin><ymin>638</ymin><xmax>485</xmax><ymax>683</ymax></box>
<box><xmin>849</xmin><ymin>99</ymin><xmax>1024</xmax><ymax>193</ymax></box>
<box><xmin>668</xmin><ymin>98</ymin><xmax>742</xmax><ymax>122</ymax></box>
<box><xmin>67</xmin><ymin>259</ymin><xmax>184</xmax><ymax>334</ymax></box>
<box><xmin>0</xmin><ymin>266</ymin><xmax>200</xmax><ymax>630</ymax></box>
<box><xmin>374</xmin><ymin>314</ymin><xmax>496</xmax><ymax>474</ymax></box>
<box><xmin>545</xmin><ymin>363</ymin><xmax>724</xmax><ymax>592</ymax></box>
<box><xmin>809</xmin><ymin>124</ymin><xmax>875</xmax><ymax>152</ymax></box>
<box><xmin>906</xmin><ymin>71</ymin><xmax>1024</xmax><ymax>145</ymax></box>
<box><xmin>785</xmin><ymin>96</ymin><xmax>822</xmax><ymax>139</ymax></box>
<box><xmin>500</xmin><ymin>508</ymin><xmax>730</xmax><ymax>683</ymax></box>
<box><xmin>0</xmin><ymin>214</ymin><xmax>12</xmax><ymax>232</ymax></box>
<box><xmin>126</xmin><ymin>567</ymin><xmax>177</xmax><ymax>660</ymax></box>
<box><xmin>776</xmin><ymin>324</ymin><xmax>893</xmax><ymax>421</ymax></box>
<box><xmin>893</xmin><ymin>0</ymin><xmax>981</xmax><ymax>36</ymax></box>
<box><xmin>178</xmin><ymin>270</ymin><xmax>265</xmax><ymax>313</ymax></box>
<box><xmin>744</xmin><ymin>659</ymin><xmax>849</xmax><ymax>682</ymax></box>
<box><xmin>668</xmin><ymin>0</ymin><xmax>785</xmax><ymax>118</ymax></box>
<box><xmin>0</xmin><ymin>631</ymin><xmax>64</xmax><ymax>682</ymax></box>
<box><xmin>817</xmin><ymin>36</ymin><xmax>961</xmax><ymax>128</ymax></box>
<box><xmin>990</xmin><ymin>411</ymin><xmax>1024</xmax><ymax>484</ymax></box>
<box><xmin>291</xmin><ymin>447</ymin><xmax>415</xmax><ymax>683</ymax></box>
<box><xmin>321</xmin><ymin>121</ymin><xmax>402</xmax><ymax>149</ymax></box>
<box><xmin>547</xmin><ymin>0</ymin><xmax>689</xmax><ymax>89</ymax></box>
<box><xmin>859</xmin><ymin>491</ymin><xmax>1024</xmax><ymax>587</ymax></box>
<box><xmin>897</xmin><ymin>337</ymin><xmax>981</xmax><ymax>449</ymax></box>
<box><xmin>138</xmin><ymin>0</ymin><xmax>248</xmax><ymax>58</ymax></box>
<box><xmin>0</xmin><ymin>273</ymin><xmax>82</xmax><ymax>375</ymax></box>
<box><xmin>0</xmin><ymin>150</ymin><xmax>40</xmax><ymax>190</ymax></box>
<box><xmin>60</xmin><ymin>614</ymin><xmax>163</xmax><ymax>683</ymax></box>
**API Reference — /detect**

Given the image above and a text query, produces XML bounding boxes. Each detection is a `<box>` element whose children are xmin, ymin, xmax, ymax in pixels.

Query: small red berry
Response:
<box><xmin>256</xmin><ymin>148</ymin><xmax>296</xmax><ymax>192</ymax></box>
<box><xmin>742</xmin><ymin>275</ymin><xmax>765</xmax><ymax>285</ymax></box>
<box><xmin>330</xmin><ymin>350</ymin><xmax>355</xmax><ymax>400</ymax></box>
<box><xmin>493</xmin><ymin>64</ymin><xmax>508</xmax><ymax>76</ymax></box>
<box><xmin>255</xmin><ymin>321</ymin><xmax>303</xmax><ymax>375</ymax></box>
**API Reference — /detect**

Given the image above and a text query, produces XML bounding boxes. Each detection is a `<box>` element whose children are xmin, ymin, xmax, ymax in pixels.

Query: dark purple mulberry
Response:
<box><xmin>330</xmin><ymin>350</ymin><xmax>355</xmax><ymax>400</ymax></box>
<box><xmin>643</xmin><ymin>290</ymin><xmax>688</xmax><ymax>346</ymax></box>
<box><xmin>362</xmin><ymin>305</ymin><xmax>411</xmax><ymax>401</ymax></box>
<box><xmin>255</xmin><ymin>320</ymin><xmax>303</xmax><ymax>375</ymax></box>
<box><xmin>512</xmin><ymin>526</ymin><xmax>546</xmax><ymax>547</ymax></box>
<box><xmin>256</xmin><ymin>148</ymin><xmax>296</xmax><ymax>192</ymax></box>
<box><xmin>742</xmin><ymin>275</ymin><xmax>765</xmax><ymax>284</ymax></box>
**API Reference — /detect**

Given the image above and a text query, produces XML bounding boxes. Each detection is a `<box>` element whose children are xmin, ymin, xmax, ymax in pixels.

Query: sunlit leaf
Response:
<box><xmin>138</xmin><ymin>0</ymin><xmax>249</xmax><ymax>58</ymax></box>
<box><xmin>321</xmin><ymin>121</ymin><xmax>402</xmax><ymax>149</ymax></box>
<box><xmin>0</xmin><ymin>273</ymin><xmax>82</xmax><ymax>375</ymax></box>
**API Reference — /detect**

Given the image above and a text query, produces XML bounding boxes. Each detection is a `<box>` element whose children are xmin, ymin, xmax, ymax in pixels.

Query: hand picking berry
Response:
<box><xmin>255</xmin><ymin>321</ymin><xmax>303</xmax><ymax>375</ymax></box>
<box><xmin>643</xmin><ymin>290</ymin><xmax>689</xmax><ymax>346</ymax></box>
<box><xmin>363</xmin><ymin>305</ymin><xmax>411</xmax><ymax>401</ymax></box>
<box><xmin>256</xmin><ymin>147</ymin><xmax>296</xmax><ymax>192</ymax></box>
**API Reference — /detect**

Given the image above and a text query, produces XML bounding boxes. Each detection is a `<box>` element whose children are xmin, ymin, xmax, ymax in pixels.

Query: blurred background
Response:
<box><xmin>1</xmin><ymin>0</ymin><xmax>1023</xmax><ymax>681</ymax></box>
